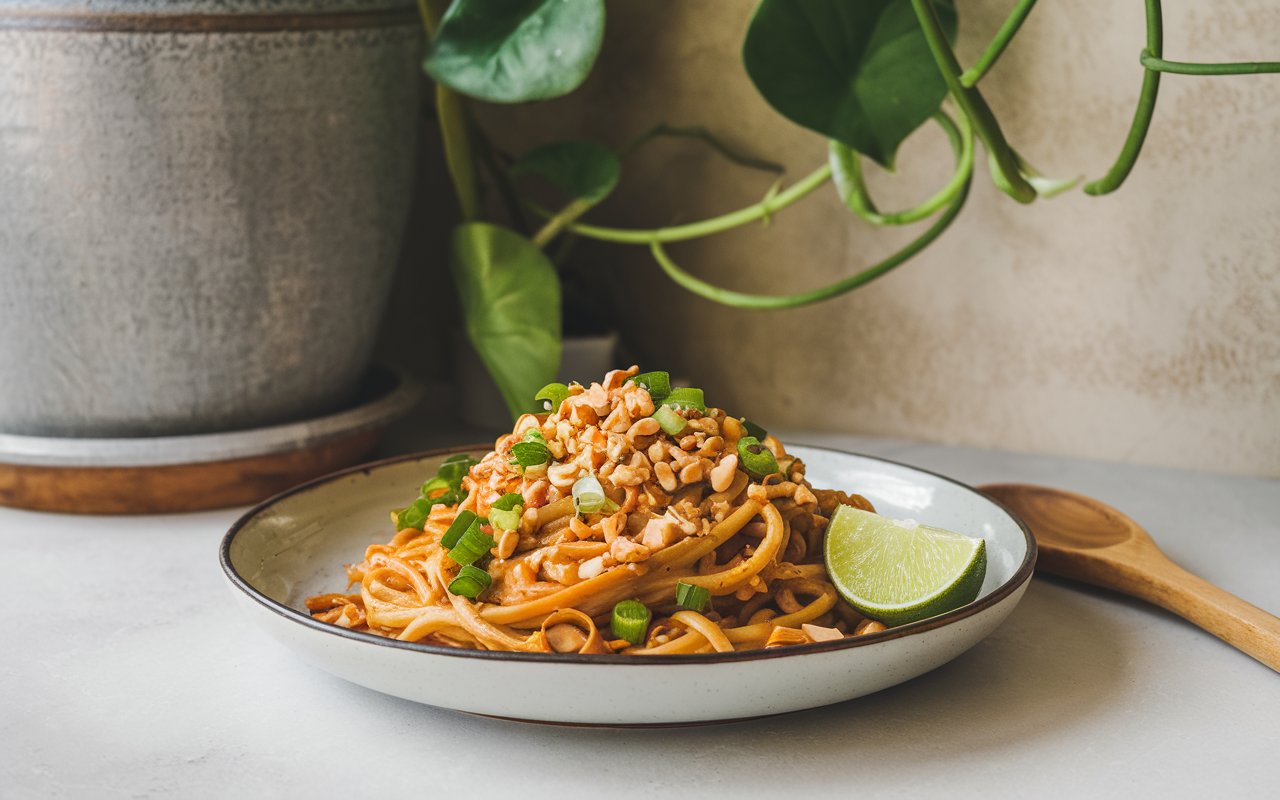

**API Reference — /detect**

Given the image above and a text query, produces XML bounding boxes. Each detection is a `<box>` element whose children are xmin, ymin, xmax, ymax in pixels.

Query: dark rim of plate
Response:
<box><xmin>219</xmin><ymin>443</ymin><xmax>1038</xmax><ymax>665</ymax></box>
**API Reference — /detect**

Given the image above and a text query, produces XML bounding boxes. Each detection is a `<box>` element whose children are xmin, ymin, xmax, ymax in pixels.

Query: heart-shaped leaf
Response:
<box><xmin>511</xmin><ymin>140</ymin><xmax>621</xmax><ymax>203</ymax></box>
<box><xmin>424</xmin><ymin>0</ymin><xmax>606</xmax><ymax>103</ymax></box>
<box><xmin>451</xmin><ymin>223</ymin><xmax>561</xmax><ymax>418</ymax></box>
<box><xmin>743</xmin><ymin>0</ymin><xmax>957</xmax><ymax>168</ymax></box>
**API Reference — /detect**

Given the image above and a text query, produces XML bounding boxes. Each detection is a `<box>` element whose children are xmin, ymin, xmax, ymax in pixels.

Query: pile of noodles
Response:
<box><xmin>307</xmin><ymin>367</ymin><xmax>886</xmax><ymax>655</ymax></box>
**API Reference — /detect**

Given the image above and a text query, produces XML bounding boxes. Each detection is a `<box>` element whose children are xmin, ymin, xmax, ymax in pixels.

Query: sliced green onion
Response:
<box><xmin>440</xmin><ymin>510</ymin><xmax>478</xmax><ymax>549</ymax></box>
<box><xmin>626</xmin><ymin>371</ymin><xmax>671</xmax><ymax>403</ymax></box>
<box><xmin>395</xmin><ymin>497</ymin><xmax>432</xmax><ymax>531</ymax></box>
<box><xmin>448</xmin><ymin>523</ymin><xmax>496</xmax><ymax>566</ymax></box>
<box><xmin>534</xmin><ymin>382</ymin><xmax>570</xmax><ymax>413</ymax></box>
<box><xmin>447</xmin><ymin>564</ymin><xmax>492</xmax><ymax>599</ymax></box>
<box><xmin>489</xmin><ymin>506</ymin><xmax>522</xmax><ymax>532</ymax></box>
<box><xmin>509</xmin><ymin>441</ymin><xmax>551</xmax><ymax>468</ymax></box>
<box><xmin>437</xmin><ymin>454</ymin><xmax>478</xmax><ymax>486</ymax></box>
<box><xmin>432</xmin><ymin>488</ymin><xmax>466</xmax><ymax>508</ymax></box>
<box><xmin>491</xmin><ymin>492</ymin><xmax>525</xmax><ymax>511</ymax></box>
<box><xmin>741</xmin><ymin>419</ymin><xmax>768</xmax><ymax>440</ymax></box>
<box><xmin>488</xmin><ymin>492</ymin><xmax>525</xmax><ymax>532</ymax></box>
<box><xmin>571</xmin><ymin>473</ymin><xmax>609</xmax><ymax>514</ymax></box>
<box><xmin>611</xmin><ymin>599</ymin><xmax>652</xmax><ymax>645</ymax></box>
<box><xmin>420</xmin><ymin>476</ymin><xmax>450</xmax><ymax>496</ymax></box>
<box><xmin>737</xmin><ymin>436</ymin><xmax>779</xmax><ymax>478</ymax></box>
<box><xmin>663</xmin><ymin>387</ymin><xmax>705</xmax><ymax>411</ymax></box>
<box><xmin>651</xmin><ymin>404</ymin><xmax>687</xmax><ymax>436</ymax></box>
<box><xmin>522</xmin><ymin>428</ymin><xmax>547</xmax><ymax>445</ymax></box>
<box><xmin>675</xmin><ymin>581</ymin><xmax>710</xmax><ymax>612</ymax></box>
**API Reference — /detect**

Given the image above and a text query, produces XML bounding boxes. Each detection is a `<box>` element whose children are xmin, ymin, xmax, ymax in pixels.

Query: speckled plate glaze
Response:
<box><xmin>221</xmin><ymin>445</ymin><xmax>1036</xmax><ymax>726</ymax></box>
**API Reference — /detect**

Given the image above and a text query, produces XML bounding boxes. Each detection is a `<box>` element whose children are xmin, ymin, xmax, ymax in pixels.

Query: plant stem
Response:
<box><xmin>1140</xmin><ymin>53</ymin><xmax>1280</xmax><ymax>75</ymax></box>
<box><xmin>960</xmin><ymin>0</ymin><xmax>1039</xmax><ymax>87</ymax></box>
<box><xmin>910</xmin><ymin>0</ymin><xmax>1036</xmax><ymax>203</ymax></box>
<box><xmin>558</xmin><ymin>164</ymin><xmax>833</xmax><ymax>245</ymax></box>
<box><xmin>472</xmin><ymin>122</ymin><xmax>529</xmax><ymax>234</ymax></box>
<box><xmin>533</xmin><ymin>198</ymin><xmax>594</xmax><ymax>247</ymax></box>
<box><xmin>830</xmin><ymin>111</ymin><xmax>974</xmax><ymax>226</ymax></box>
<box><xmin>420</xmin><ymin>0</ymin><xmax>480</xmax><ymax>221</ymax></box>
<box><xmin>1084</xmin><ymin>0</ymin><xmax>1163</xmax><ymax>195</ymax></box>
<box><xmin>649</xmin><ymin>174</ymin><xmax>971</xmax><ymax>310</ymax></box>
<box><xmin>620</xmin><ymin>123</ymin><xmax>786</xmax><ymax>174</ymax></box>
<box><xmin>647</xmin><ymin>112</ymin><xmax>976</xmax><ymax>310</ymax></box>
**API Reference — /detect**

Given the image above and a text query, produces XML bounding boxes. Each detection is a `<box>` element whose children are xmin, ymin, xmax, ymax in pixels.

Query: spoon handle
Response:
<box><xmin>1115</xmin><ymin>555</ymin><xmax>1280</xmax><ymax>672</ymax></box>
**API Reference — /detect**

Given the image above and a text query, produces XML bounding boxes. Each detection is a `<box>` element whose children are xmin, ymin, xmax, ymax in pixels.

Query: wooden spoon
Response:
<box><xmin>980</xmin><ymin>483</ymin><xmax>1280</xmax><ymax>672</ymax></box>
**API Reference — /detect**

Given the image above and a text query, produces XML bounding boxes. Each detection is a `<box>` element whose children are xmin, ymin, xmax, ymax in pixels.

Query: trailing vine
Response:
<box><xmin>418</xmin><ymin>0</ymin><xmax>1280</xmax><ymax>417</ymax></box>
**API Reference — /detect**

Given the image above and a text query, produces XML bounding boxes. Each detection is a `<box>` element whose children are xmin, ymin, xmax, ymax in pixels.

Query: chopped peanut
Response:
<box><xmin>653</xmin><ymin>461</ymin><xmax>678</xmax><ymax>493</ymax></box>
<box><xmin>801</xmin><ymin>623</ymin><xmax>844</xmax><ymax>643</ymax></box>
<box><xmin>854</xmin><ymin>619</ymin><xmax>888</xmax><ymax>636</ymax></box>
<box><xmin>709</xmin><ymin>455</ymin><xmax>739</xmax><ymax>493</ymax></box>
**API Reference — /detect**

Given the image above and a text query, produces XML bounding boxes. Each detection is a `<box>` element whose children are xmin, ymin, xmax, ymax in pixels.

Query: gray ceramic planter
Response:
<box><xmin>0</xmin><ymin>0</ymin><xmax>421</xmax><ymax>437</ymax></box>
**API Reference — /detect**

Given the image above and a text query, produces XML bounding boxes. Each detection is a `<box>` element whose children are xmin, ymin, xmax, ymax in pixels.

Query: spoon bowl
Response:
<box><xmin>981</xmin><ymin>483</ymin><xmax>1280</xmax><ymax>673</ymax></box>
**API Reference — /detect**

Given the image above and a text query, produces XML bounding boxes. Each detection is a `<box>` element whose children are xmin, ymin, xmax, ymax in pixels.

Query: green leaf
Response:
<box><xmin>451</xmin><ymin>223</ymin><xmax>562</xmax><ymax>419</ymax></box>
<box><xmin>743</xmin><ymin>0</ymin><xmax>957</xmax><ymax>168</ymax></box>
<box><xmin>511</xmin><ymin>140</ymin><xmax>621</xmax><ymax>203</ymax></box>
<box><xmin>423</xmin><ymin>0</ymin><xmax>606</xmax><ymax>103</ymax></box>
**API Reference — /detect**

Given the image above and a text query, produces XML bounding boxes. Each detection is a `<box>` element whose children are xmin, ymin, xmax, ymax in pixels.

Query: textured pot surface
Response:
<box><xmin>0</xmin><ymin>0</ymin><xmax>420</xmax><ymax>436</ymax></box>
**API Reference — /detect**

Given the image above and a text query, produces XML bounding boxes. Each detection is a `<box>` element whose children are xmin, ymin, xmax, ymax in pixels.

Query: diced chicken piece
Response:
<box><xmin>577</xmin><ymin>555</ymin><xmax>608</xmax><ymax>580</ymax></box>
<box><xmin>609</xmin><ymin>536</ymin><xmax>651</xmax><ymax>564</ymax></box>
<box><xmin>801</xmin><ymin>623</ymin><xmax>844</xmax><ymax>643</ymax></box>
<box><xmin>640</xmin><ymin>516</ymin><xmax>681</xmax><ymax>550</ymax></box>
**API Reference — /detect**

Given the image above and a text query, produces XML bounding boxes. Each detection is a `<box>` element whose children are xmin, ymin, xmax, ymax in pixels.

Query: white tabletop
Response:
<box><xmin>2</xmin><ymin>431</ymin><xmax>1278</xmax><ymax>799</ymax></box>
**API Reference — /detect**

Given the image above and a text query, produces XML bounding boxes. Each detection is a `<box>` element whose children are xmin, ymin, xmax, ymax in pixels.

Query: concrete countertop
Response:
<box><xmin>2</xmin><ymin>431</ymin><xmax>1277</xmax><ymax>799</ymax></box>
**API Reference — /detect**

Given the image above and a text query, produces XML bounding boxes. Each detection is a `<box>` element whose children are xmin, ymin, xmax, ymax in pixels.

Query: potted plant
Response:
<box><xmin>416</xmin><ymin>0</ymin><xmax>1280</xmax><ymax>440</ymax></box>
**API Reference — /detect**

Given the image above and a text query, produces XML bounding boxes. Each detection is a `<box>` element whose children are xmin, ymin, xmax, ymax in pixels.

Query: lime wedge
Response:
<box><xmin>824</xmin><ymin>505</ymin><xmax>987</xmax><ymax>627</ymax></box>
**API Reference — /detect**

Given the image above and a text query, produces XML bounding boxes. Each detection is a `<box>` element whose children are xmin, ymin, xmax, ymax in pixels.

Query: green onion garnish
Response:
<box><xmin>394</xmin><ymin>454</ymin><xmax>477</xmax><ymax>529</ymax></box>
<box><xmin>534</xmin><ymin>382</ymin><xmax>570</xmax><ymax>413</ymax></box>
<box><xmin>737</xmin><ymin>436</ymin><xmax>779</xmax><ymax>478</ymax></box>
<box><xmin>741</xmin><ymin>419</ymin><xmax>768</xmax><ymax>440</ymax></box>
<box><xmin>572</xmin><ymin>473</ymin><xmax>618</xmax><ymax>515</ymax></box>
<box><xmin>491</xmin><ymin>492</ymin><xmax>525</xmax><ymax>511</ymax></box>
<box><xmin>489</xmin><ymin>507</ymin><xmax>521</xmax><ymax>532</ymax></box>
<box><xmin>651</xmin><ymin>404</ymin><xmax>687</xmax><ymax>436</ymax></box>
<box><xmin>509</xmin><ymin>441</ymin><xmax>551</xmax><ymax>468</ymax></box>
<box><xmin>447</xmin><ymin>564</ymin><xmax>492</xmax><ymax>599</ymax></box>
<box><xmin>663</xmin><ymin>387</ymin><xmax>705</xmax><ymax>411</ymax></box>
<box><xmin>437</xmin><ymin>454</ymin><xmax>478</xmax><ymax>486</ymax></box>
<box><xmin>488</xmin><ymin>492</ymin><xmax>525</xmax><ymax>532</ymax></box>
<box><xmin>395</xmin><ymin>497</ymin><xmax>432</xmax><ymax>531</ymax></box>
<box><xmin>675</xmin><ymin>581</ymin><xmax>711</xmax><ymax>612</ymax></box>
<box><xmin>626</xmin><ymin>371</ymin><xmax>671</xmax><ymax>404</ymax></box>
<box><xmin>611</xmin><ymin>599</ymin><xmax>652</xmax><ymax>645</ymax></box>
<box><xmin>437</xmin><ymin>488</ymin><xmax>466</xmax><ymax>506</ymax></box>
<box><xmin>420</xmin><ymin>476</ymin><xmax>450</xmax><ymax>496</ymax></box>
<box><xmin>448</xmin><ymin>523</ymin><xmax>496</xmax><ymax>566</ymax></box>
<box><xmin>440</xmin><ymin>510</ymin><xmax>478</xmax><ymax>549</ymax></box>
<box><xmin>522</xmin><ymin>428</ymin><xmax>547</xmax><ymax>445</ymax></box>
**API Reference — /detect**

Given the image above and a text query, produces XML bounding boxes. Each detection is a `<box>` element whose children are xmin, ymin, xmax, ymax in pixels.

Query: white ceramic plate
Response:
<box><xmin>221</xmin><ymin>444</ymin><xmax>1036</xmax><ymax>726</ymax></box>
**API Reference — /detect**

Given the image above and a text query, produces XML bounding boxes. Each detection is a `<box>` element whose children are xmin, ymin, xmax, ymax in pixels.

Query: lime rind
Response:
<box><xmin>824</xmin><ymin>505</ymin><xmax>987</xmax><ymax>627</ymax></box>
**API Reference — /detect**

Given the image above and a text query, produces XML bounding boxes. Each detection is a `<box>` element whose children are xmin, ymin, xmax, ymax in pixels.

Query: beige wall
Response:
<box><xmin>465</xmin><ymin>0</ymin><xmax>1280</xmax><ymax>476</ymax></box>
